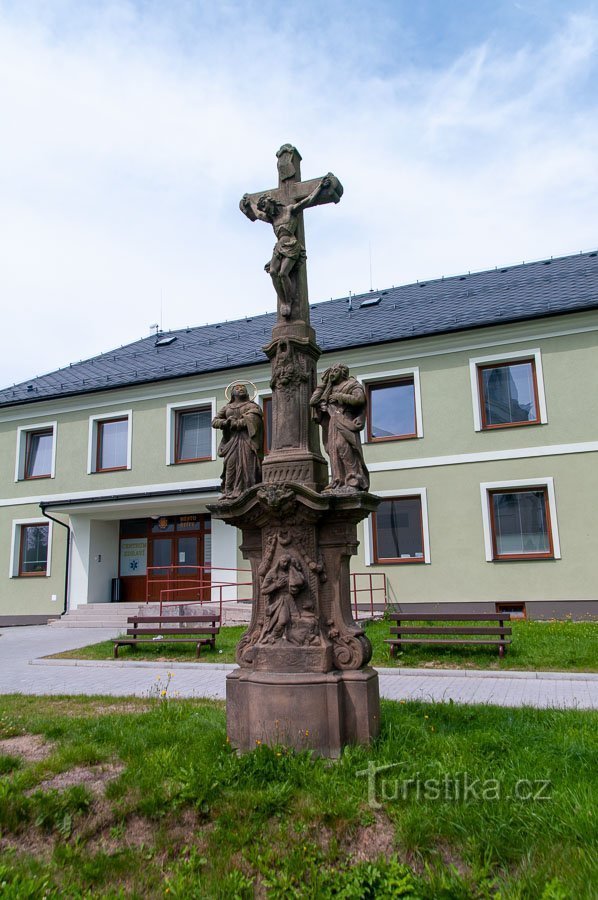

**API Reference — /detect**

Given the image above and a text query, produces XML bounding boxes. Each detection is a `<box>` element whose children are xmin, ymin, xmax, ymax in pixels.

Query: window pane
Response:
<box><xmin>21</xmin><ymin>525</ymin><xmax>48</xmax><ymax>574</ymax></box>
<box><xmin>177</xmin><ymin>409</ymin><xmax>211</xmax><ymax>461</ymax></box>
<box><xmin>26</xmin><ymin>431</ymin><xmax>53</xmax><ymax>477</ymax></box>
<box><xmin>177</xmin><ymin>536</ymin><xmax>198</xmax><ymax>577</ymax></box>
<box><xmin>375</xmin><ymin>498</ymin><xmax>423</xmax><ymax>561</ymax></box>
<box><xmin>370</xmin><ymin>380</ymin><xmax>416</xmax><ymax>438</ymax></box>
<box><xmin>481</xmin><ymin>362</ymin><xmax>537</xmax><ymax>426</ymax></box>
<box><xmin>99</xmin><ymin>419</ymin><xmax>128</xmax><ymax>469</ymax></box>
<box><xmin>491</xmin><ymin>491</ymin><xmax>550</xmax><ymax>556</ymax></box>
<box><xmin>151</xmin><ymin>538</ymin><xmax>172</xmax><ymax>576</ymax></box>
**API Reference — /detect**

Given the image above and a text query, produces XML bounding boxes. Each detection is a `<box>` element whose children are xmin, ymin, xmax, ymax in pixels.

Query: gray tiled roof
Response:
<box><xmin>2</xmin><ymin>250</ymin><xmax>597</xmax><ymax>408</ymax></box>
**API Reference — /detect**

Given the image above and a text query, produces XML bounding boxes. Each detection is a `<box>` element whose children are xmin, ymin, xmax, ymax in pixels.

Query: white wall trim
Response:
<box><xmin>87</xmin><ymin>410</ymin><xmax>133</xmax><ymax>474</ymax></box>
<box><xmin>367</xmin><ymin>440</ymin><xmax>598</xmax><ymax>474</ymax></box>
<box><xmin>0</xmin><ymin>478</ymin><xmax>222</xmax><ymax>509</ymax></box>
<box><xmin>479</xmin><ymin>476</ymin><xmax>561</xmax><ymax>562</ymax></box>
<box><xmin>2</xmin><ymin>320</ymin><xmax>596</xmax><ymax>425</ymax></box>
<box><xmin>165</xmin><ymin>397</ymin><xmax>217</xmax><ymax>465</ymax></box>
<box><xmin>9</xmin><ymin>518</ymin><xmax>53</xmax><ymax>577</ymax></box>
<box><xmin>363</xmin><ymin>487</ymin><xmax>430</xmax><ymax>566</ymax></box>
<box><xmin>14</xmin><ymin>421</ymin><xmax>57</xmax><ymax>482</ymax></box>
<box><xmin>469</xmin><ymin>348</ymin><xmax>548</xmax><ymax>432</ymax></box>
<box><xmin>357</xmin><ymin>366</ymin><xmax>423</xmax><ymax>439</ymax></box>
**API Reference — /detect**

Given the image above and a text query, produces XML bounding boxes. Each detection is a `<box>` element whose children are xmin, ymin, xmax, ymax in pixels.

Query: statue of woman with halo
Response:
<box><xmin>212</xmin><ymin>382</ymin><xmax>264</xmax><ymax>498</ymax></box>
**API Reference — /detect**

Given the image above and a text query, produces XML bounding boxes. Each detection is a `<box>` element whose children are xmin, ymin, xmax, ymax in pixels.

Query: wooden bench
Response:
<box><xmin>385</xmin><ymin>613</ymin><xmax>512</xmax><ymax>658</ymax></box>
<box><xmin>112</xmin><ymin>614</ymin><xmax>220</xmax><ymax>658</ymax></box>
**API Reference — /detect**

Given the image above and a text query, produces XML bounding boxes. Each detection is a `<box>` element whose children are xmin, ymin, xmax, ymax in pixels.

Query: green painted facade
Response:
<box><xmin>1</xmin><ymin>309</ymin><xmax>597</xmax><ymax>619</ymax></box>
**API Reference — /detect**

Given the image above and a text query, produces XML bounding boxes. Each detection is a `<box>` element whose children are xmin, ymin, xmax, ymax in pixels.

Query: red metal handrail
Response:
<box><xmin>148</xmin><ymin>566</ymin><xmax>387</xmax><ymax>621</ymax></box>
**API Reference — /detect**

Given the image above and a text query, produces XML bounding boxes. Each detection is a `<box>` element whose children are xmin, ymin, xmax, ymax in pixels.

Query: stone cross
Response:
<box><xmin>240</xmin><ymin>144</ymin><xmax>343</xmax><ymax>323</ymax></box>
<box><xmin>210</xmin><ymin>145</ymin><xmax>380</xmax><ymax>757</ymax></box>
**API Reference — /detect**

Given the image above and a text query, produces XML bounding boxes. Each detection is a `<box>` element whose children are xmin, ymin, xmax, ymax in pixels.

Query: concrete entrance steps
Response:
<box><xmin>48</xmin><ymin>601</ymin><xmax>252</xmax><ymax>629</ymax></box>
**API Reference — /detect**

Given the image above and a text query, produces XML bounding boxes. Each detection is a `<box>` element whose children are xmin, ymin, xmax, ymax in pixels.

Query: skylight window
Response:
<box><xmin>155</xmin><ymin>336</ymin><xmax>177</xmax><ymax>347</ymax></box>
<box><xmin>360</xmin><ymin>296</ymin><xmax>381</xmax><ymax>308</ymax></box>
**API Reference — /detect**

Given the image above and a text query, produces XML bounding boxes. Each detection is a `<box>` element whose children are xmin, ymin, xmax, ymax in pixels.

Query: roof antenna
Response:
<box><xmin>369</xmin><ymin>242</ymin><xmax>374</xmax><ymax>291</ymax></box>
<box><xmin>348</xmin><ymin>291</ymin><xmax>353</xmax><ymax>311</ymax></box>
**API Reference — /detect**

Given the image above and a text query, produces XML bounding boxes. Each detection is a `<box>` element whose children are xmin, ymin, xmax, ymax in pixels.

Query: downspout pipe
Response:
<box><xmin>40</xmin><ymin>504</ymin><xmax>71</xmax><ymax>617</ymax></box>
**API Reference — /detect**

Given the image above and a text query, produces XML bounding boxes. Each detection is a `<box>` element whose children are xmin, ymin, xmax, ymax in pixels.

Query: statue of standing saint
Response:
<box><xmin>212</xmin><ymin>384</ymin><xmax>264</xmax><ymax>498</ymax></box>
<box><xmin>310</xmin><ymin>364</ymin><xmax>370</xmax><ymax>493</ymax></box>
<box><xmin>240</xmin><ymin>175</ymin><xmax>332</xmax><ymax>318</ymax></box>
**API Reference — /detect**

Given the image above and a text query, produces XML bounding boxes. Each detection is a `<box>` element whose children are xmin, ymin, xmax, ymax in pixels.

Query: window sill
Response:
<box><xmin>22</xmin><ymin>474</ymin><xmax>53</xmax><ymax>481</ymax></box>
<box><xmin>92</xmin><ymin>466</ymin><xmax>129</xmax><ymax>474</ymax></box>
<box><xmin>373</xmin><ymin>558</ymin><xmax>426</xmax><ymax>565</ymax></box>
<box><xmin>491</xmin><ymin>555</ymin><xmax>555</xmax><ymax>562</ymax></box>
<box><xmin>479</xmin><ymin>420</ymin><xmax>543</xmax><ymax>432</ymax></box>
<box><xmin>15</xmin><ymin>572</ymin><xmax>48</xmax><ymax>578</ymax></box>
<box><xmin>173</xmin><ymin>457</ymin><xmax>213</xmax><ymax>465</ymax></box>
<box><xmin>366</xmin><ymin>434</ymin><xmax>419</xmax><ymax>444</ymax></box>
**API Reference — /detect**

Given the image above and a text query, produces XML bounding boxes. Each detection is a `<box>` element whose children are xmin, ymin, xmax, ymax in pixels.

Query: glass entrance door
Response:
<box><xmin>122</xmin><ymin>515</ymin><xmax>211</xmax><ymax>603</ymax></box>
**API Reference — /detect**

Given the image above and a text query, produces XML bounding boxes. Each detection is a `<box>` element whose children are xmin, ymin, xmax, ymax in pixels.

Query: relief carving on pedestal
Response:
<box><xmin>310</xmin><ymin>364</ymin><xmax>370</xmax><ymax>493</ymax></box>
<box><xmin>270</xmin><ymin>339</ymin><xmax>309</xmax><ymax>397</ymax></box>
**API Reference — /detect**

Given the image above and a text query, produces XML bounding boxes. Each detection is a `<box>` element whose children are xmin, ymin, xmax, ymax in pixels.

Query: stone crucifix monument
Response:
<box><xmin>209</xmin><ymin>144</ymin><xmax>380</xmax><ymax>757</ymax></box>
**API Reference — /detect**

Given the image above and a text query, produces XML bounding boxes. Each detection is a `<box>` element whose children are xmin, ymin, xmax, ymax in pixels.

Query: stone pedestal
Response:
<box><xmin>209</xmin><ymin>483</ymin><xmax>380</xmax><ymax>755</ymax></box>
<box><xmin>226</xmin><ymin>667</ymin><xmax>380</xmax><ymax>757</ymax></box>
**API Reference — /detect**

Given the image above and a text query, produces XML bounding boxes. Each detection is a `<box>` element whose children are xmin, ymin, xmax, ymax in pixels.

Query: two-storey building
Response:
<box><xmin>1</xmin><ymin>251</ymin><xmax>597</xmax><ymax>625</ymax></box>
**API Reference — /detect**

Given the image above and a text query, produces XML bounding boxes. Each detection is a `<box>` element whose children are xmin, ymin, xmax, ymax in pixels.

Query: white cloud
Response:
<box><xmin>0</xmin><ymin>3</ymin><xmax>597</xmax><ymax>387</ymax></box>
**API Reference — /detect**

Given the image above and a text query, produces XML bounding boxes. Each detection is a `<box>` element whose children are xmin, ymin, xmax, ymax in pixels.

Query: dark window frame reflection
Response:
<box><xmin>478</xmin><ymin>359</ymin><xmax>541</xmax><ymax>430</ymax></box>
<box><xmin>488</xmin><ymin>487</ymin><xmax>554</xmax><ymax>560</ymax></box>
<box><xmin>366</xmin><ymin>377</ymin><xmax>418</xmax><ymax>443</ymax></box>
<box><xmin>372</xmin><ymin>496</ymin><xmax>426</xmax><ymax>564</ymax></box>
<box><xmin>174</xmin><ymin>407</ymin><xmax>212</xmax><ymax>464</ymax></box>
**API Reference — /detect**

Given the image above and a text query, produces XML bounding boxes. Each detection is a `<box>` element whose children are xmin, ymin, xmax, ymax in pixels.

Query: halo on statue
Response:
<box><xmin>224</xmin><ymin>380</ymin><xmax>258</xmax><ymax>402</ymax></box>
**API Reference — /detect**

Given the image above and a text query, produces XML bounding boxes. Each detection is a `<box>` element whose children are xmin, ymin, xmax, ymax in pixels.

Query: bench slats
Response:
<box><xmin>114</xmin><ymin>613</ymin><xmax>220</xmax><ymax>658</ymax></box>
<box><xmin>390</xmin><ymin>626</ymin><xmax>511</xmax><ymax>635</ymax></box>
<box><xmin>385</xmin><ymin>638</ymin><xmax>511</xmax><ymax>646</ymax></box>
<box><xmin>115</xmin><ymin>638</ymin><xmax>213</xmax><ymax>645</ymax></box>
<box><xmin>386</xmin><ymin>611</ymin><xmax>512</xmax><ymax>657</ymax></box>
<box><xmin>388</xmin><ymin>613</ymin><xmax>510</xmax><ymax>621</ymax></box>
<box><xmin>125</xmin><ymin>627</ymin><xmax>218</xmax><ymax>636</ymax></box>
<box><xmin>127</xmin><ymin>616</ymin><xmax>220</xmax><ymax>624</ymax></box>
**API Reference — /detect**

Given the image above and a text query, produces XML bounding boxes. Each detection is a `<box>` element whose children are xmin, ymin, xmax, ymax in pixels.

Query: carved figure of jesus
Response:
<box><xmin>240</xmin><ymin>176</ymin><xmax>331</xmax><ymax>318</ymax></box>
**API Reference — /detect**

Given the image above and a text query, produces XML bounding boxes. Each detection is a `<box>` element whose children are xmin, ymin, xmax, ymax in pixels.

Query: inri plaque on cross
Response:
<box><xmin>240</xmin><ymin>144</ymin><xmax>343</xmax><ymax>322</ymax></box>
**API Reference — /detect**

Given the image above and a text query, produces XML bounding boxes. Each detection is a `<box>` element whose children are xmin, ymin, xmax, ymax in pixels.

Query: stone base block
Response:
<box><xmin>226</xmin><ymin>667</ymin><xmax>380</xmax><ymax>758</ymax></box>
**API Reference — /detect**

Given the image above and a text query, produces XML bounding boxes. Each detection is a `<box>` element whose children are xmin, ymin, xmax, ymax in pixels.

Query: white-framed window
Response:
<box><xmin>469</xmin><ymin>349</ymin><xmax>548</xmax><ymax>432</ymax></box>
<box><xmin>87</xmin><ymin>410</ymin><xmax>132</xmax><ymax>474</ymax></box>
<box><xmin>165</xmin><ymin>399</ymin><xmax>217</xmax><ymax>466</ymax></box>
<box><xmin>14</xmin><ymin>422</ymin><xmax>57</xmax><ymax>482</ymax></box>
<box><xmin>9</xmin><ymin>518</ymin><xmax>53</xmax><ymax>578</ymax></box>
<box><xmin>363</xmin><ymin>487</ymin><xmax>431</xmax><ymax>565</ymax></box>
<box><xmin>480</xmin><ymin>477</ymin><xmax>561</xmax><ymax>562</ymax></box>
<box><xmin>357</xmin><ymin>367</ymin><xmax>423</xmax><ymax>442</ymax></box>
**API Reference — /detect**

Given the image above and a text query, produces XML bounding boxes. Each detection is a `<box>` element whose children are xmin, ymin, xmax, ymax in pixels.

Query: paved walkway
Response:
<box><xmin>1</xmin><ymin>625</ymin><xmax>597</xmax><ymax>709</ymax></box>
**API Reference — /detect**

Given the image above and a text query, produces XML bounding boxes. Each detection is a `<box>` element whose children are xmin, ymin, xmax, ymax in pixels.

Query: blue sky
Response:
<box><xmin>1</xmin><ymin>0</ymin><xmax>597</xmax><ymax>386</ymax></box>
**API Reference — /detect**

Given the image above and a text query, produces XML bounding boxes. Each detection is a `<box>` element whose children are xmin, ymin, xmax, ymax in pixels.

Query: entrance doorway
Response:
<box><xmin>119</xmin><ymin>515</ymin><xmax>211</xmax><ymax>602</ymax></box>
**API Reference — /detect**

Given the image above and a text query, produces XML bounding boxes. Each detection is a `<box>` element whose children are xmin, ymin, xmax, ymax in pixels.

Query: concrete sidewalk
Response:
<box><xmin>1</xmin><ymin>625</ymin><xmax>597</xmax><ymax>709</ymax></box>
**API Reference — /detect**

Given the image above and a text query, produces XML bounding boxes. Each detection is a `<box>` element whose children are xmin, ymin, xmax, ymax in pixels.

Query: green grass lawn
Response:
<box><xmin>49</xmin><ymin>618</ymin><xmax>598</xmax><ymax>672</ymax></box>
<box><xmin>0</xmin><ymin>695</ymin><xmax>596</xmax><ymax>898</ymax></box>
